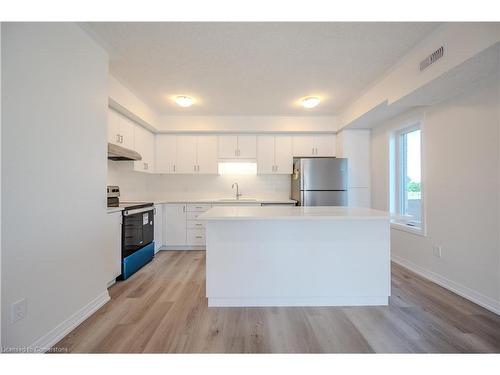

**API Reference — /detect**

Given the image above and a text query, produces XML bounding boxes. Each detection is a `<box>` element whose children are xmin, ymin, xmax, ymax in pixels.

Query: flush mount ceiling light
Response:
<box><xmin>300</xmin><ymin>96</ymin><xmax>321</xmax><ymax>109</ymax></box>
<box><xmin>174</xmin><ymin>95</ymin><xmax>194</xmax><ymax>107</ymax></box>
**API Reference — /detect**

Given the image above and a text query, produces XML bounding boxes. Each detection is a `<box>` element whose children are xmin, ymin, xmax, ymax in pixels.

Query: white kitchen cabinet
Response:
<box><xmin>257</xmin><ymin>135</ymin><xmax>292</xmax><ymax>174</ymax></box>
<box><xmin>154</xmin><ymin>204</ymin><xmax>164</xmax><ymax>253</ymax></box>
<box><xmin>218</xmin><ymin>135</ymin><xmax>256</xmax><ymax>159</ymax></box>
<box><xmin>237</xmin><ymin>135</ymin><xmax>257</xmax><ymax>158</ymax></box>
<box><xmin>107</xmin><ymin>109</ymin><xmax>120</xmax><ymax>145</ymax></box>
<box><xmin>314</xmin><ymin>134</ymin><xmax>336</xmax><ymax>156</ymax></box>
<box><xmin>292</xmin><ymin>134</ymin><xmax>336</xmax><ymax>157</ymax></box>
<box><xmin>176</xmin><ymin>135</ymin><xmax>198</xmax><ymax>173</ymax></box>
<box><xmin>133</xmin><ymin>124</ymin><xmax>155</xmax><ymax>173</ymax></box>
<box><xmin>155</xmin><ymin>135</ymin><xmax>218</xmax><ymax>174</ymax></box>
<box><xmin>196</xmin><ymin>135</ymin><xmax>218</xmax><ymax>174</ymax></box>
<box><xmin>218</xmin><ymin>135</ymin><xmax>238</xmax><ymax>158</ymax></box>
<box><xmin>155</xmin><ymin>135</ymin><xmax>177</xmax><ymax>173</ymax></box>
<box><xmin>105</xmin><ymin>211</ymin><xmax>122</xmax><ymax>285</ymax></box>
<box><xmin>164</xmin><ymin>204</ymin><xmax>187</xmax><ymax>246</ymax></box>
<box><xmin>107</xmin><ymin>108</ymin><xmax>135</xmax><ymax>150</ymax></box>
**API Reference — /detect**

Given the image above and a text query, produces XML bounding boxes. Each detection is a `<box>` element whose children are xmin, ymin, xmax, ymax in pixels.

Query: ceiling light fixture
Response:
<box><xmin>174</xmin><ymin>95</ymin><xmax>194</xmax><ymax>107</ymax></box>
<box><xmin>300</xmin><ymin>96</ymin><xmax>321</xmax><ymax>109</ymax></box>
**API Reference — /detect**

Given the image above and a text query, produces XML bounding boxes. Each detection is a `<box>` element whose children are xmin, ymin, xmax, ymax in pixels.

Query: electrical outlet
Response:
<box><xmin>10</xmin><ymin>298</ymin><xmax>27</xmax><ymax>324</ymax></box>
<box><xmin>432</xmin><ymin>245</ymin><xmax>442</xmax><ymax>258</ymax></box>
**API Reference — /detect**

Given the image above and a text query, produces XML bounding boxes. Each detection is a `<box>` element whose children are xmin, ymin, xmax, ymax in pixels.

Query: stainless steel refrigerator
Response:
<box><xmin>291</xmin><ymin>157</ymin><xmax>348</xmax><ymax>206</ymax></box>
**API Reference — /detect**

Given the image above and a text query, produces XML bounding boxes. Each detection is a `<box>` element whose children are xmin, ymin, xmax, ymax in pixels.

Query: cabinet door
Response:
<box><xmin>107</xmin><ymin>109</ymin><xmax>121</xmax><ymax>145</ymax></box>
<box><xmin>164</xmin><ymin>204</ymin><xmax>187</xmax><ymax>246</ymax></box>
<box><xmin>154</xmin><ymin>204</ymin><xmax>164</xmax><ymax>253</ymax></box>
<box><xmin>133</xmin><ymin>125</ymin><xmax>151</xmax><ymax>173</ymax></box>
<box><xmin>143</xmin><ymin>129</ymin><xmax>155</xmax><ymax>173</ymax></box>
<box><xmin>274</xmin><ymin>135</ymin><xmax>292</xmax><ymax>174</ymax></box>
<box><xmin>196</xmin><ymin>135</ymin><xmax>218</xmax><ymax>174</ymax></box>
<box><xmin>292</xmin><ymin>135</ymin><xmax>315</xmax><ymax>156</ymax></box>
<box><xmin>257</xmin><ymin>135</ymin><xmax>275</xmax><ymax>174</ymax></box>
<box><xmin>119</xmin><ymin>116</ymin><xmax>135</xmax><ymax>150</ymax></box>
<box><xmin>155</xmin><ymin>135</ymin><xmax>177</xmax><ymax>173</ymax></box>
<box><xmin>237</xmin><ymin>135</ymin><xmax>257</xmax><ymax>159</ymax></box>
<box><xmin>176</xmin><ymin>135</ymin><xmax>197</xmax><ymax>173</ymax></box>
<box><xmin>314</xmin><ymin>134</ymin><xmax>336</xmax><ymax>157</ymax></box>
<box><xmin>218</xmin><ymin>135</ymin><xmax>238</xmax><ymax>158</ymax></box>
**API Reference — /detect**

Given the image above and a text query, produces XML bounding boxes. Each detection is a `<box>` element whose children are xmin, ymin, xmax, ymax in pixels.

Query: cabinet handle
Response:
<box><xmin>195</xmin><ymin>223</ymin><xmax>202</xmax><ymax>226</ymax></box>
<box><xmin>173</xmin><ymin>164</ymin><xmax>176</xmax><ymax>172</ymax></box>
<box><xmin>195</xmin><ymin>236</ymin><xmax>203</xmax><ymax>239</ymax></box>
<box><xmin>183</xmin><ymin>206</ymin><xmax>186</xmax><ymax>212</ymax></box>
<box><xmin>120</xmin><ymin>135</ymin><xmax>124</xmax><ymax>144</ymax></box>
<box><xmin>194</xmin><ymin>165</ymin><xmax>196</xmax><ymax>171</ymax></box>
<box><xmin>116</xmin><ymin>134</ymin><xmax>120</xmax><ymax>143</ymax></box>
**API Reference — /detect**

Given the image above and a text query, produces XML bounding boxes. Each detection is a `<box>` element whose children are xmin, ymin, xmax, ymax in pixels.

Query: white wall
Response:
<box><xmin>108</xmin><ymin>161</ymin><xmax>291</xmax><ymax>201</ymax></box>
<box><xmin>2</xmin><ymin>23</ymin><xmax>110</xmax><ymax>348</ymax></box>
<box><xmin>371</xmin><ymin>75</ymin><xmax>500</xmax><ymax>313</ymax></box>
<box><xmin>156</xmin><ymin>115</ymin><xmax>337</xmax><ymax>133</ymax></box>
<box><xmin>338</xmin><ymin>23</ymin><xmax>500</xmax><ymax>130</ymax></box>
<box><xmin>109</xmin><ymin>75</ymin><xmax>159</xmax><ymax>131</ymax></box>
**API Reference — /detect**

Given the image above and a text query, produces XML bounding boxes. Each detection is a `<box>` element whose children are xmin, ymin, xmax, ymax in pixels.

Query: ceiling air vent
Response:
<box><xmin>419</xmin><ymin>46</ymin><xmax>444</xmax><ymax>72</ymax></box>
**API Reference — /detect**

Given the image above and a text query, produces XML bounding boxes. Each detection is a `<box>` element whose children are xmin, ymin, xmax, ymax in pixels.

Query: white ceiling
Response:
<box><xmin>84</xmin><ymin>22</ymin><xmax>440</xmax><ymax>116</ymax></box>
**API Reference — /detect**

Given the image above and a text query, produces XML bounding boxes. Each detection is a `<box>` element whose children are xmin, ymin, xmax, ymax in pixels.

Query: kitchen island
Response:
<box><xmin>199</xmin><ymin>206</ymin><xmax>390</xmax><ymax>307</ymax></box>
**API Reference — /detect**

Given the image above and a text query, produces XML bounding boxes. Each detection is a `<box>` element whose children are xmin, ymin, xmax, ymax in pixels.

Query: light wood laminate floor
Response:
<box><xmin>55</xmin><ymin>251</ymin><xmax>500</xmax><ymax>353</ymax></box>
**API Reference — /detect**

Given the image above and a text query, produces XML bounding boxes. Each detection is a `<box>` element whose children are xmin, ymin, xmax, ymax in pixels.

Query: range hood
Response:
<box><xmin>108</xmin><ymin>143</ymin><xmax>142</xmax><ymax>161</ymax></box>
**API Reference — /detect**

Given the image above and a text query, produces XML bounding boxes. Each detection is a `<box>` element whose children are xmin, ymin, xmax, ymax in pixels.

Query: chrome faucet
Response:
<box><xmin>232</xmin><ymin>182</ymin><xmax>242</xmax><ymax>200</ymax></box>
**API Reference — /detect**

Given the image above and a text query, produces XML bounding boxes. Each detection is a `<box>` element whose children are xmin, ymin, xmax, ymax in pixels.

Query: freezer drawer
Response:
<box><xmin>301</xmin><ymin>190</ymin><xmax>348</xmax><ymax>206</ymax></box>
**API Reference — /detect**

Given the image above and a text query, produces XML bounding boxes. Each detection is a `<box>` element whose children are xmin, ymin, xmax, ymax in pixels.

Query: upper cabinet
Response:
<box><xmin>292</xmin><ymin>134</ymin><xmax>336</xmax><ymax>157</ymax></box>
<box><xmin>107</xmin><ymin>108</ymin><xmax>134</xmax><ymax>150</ymax></box>
<box><xmin>257</xmin><ymin>135</ymin><xmax>292</xmax><ymax>174</ymax></box>
<box><xmin>218</xmin><ymin>135</ymin><xmax>257</xmax><ymax>159</ymax></box>
<box><xmin>133</xmin><ymin>124</ymin><xmax>155</xmax><ymax>173</ymax></box>
<box><xmin>156</xmin><ymin>135</ymin><xmax>218</xmax><ymax>174</ymax></box>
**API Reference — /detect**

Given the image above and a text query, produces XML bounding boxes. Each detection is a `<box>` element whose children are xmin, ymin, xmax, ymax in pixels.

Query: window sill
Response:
<box><xmin>390</xmin><ymin>220</ymin><xmax>426</xmax><ymax>237</ymax></box>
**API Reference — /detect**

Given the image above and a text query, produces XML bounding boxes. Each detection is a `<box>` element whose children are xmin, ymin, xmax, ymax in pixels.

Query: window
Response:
<box><xmin>393</xmin><ymin>124</ymin><xmax>423</xmax><ymax>233</ymax></box>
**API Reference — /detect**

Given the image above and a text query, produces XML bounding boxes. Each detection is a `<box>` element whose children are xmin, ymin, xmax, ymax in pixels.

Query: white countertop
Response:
<box><xmin>199</xmin><ymin>206</ymin><xmax>390</xmax><ymax>221</ymax></box>
<box><xmin>106</xmin><ymin>207</ymin><xmax>124</xmax><ymax>214</ymax></box>
<box><xmin>121</xmin><ymin>198</ymin><xmax>296</xmax><ymax>205</ymax></box>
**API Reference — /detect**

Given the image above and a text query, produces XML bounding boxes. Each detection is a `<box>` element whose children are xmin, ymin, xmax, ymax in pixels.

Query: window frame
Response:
<box><xmin>391</xmin><ymin>121</ymin><xmax>426</xmax><ymax>236</ymax></box>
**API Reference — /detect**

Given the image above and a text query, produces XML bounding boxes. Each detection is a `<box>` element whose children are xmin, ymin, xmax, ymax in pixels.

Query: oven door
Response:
<box><xmin>122</xmin><ymin>207</ymin><xmax>154</xmax><ymax>259</ymax></box>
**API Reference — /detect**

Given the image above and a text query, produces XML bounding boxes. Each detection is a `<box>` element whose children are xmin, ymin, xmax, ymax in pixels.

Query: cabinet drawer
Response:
<box><xmin>187</xmin><ymin>220</ymin><xmax>205</xmax><ymax>229</ymax></box>
<box><xmin>187</xmin><ymin>203</ymin><xmax>212</xmax><ymax>212</ymax></box>
<box><xmin>187</xmin><ymin>211</ymin><xmax>205</xmax><ymax>220</ymax></box>
<box><xmin>187</xmin><ymin>229</ymin><xmax>205</xmax><ymax>245</ymax></box>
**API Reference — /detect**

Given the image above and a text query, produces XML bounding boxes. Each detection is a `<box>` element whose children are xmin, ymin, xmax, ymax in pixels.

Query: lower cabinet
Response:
<box><xmin>105</xmin><ymin>211</ymin><xmax>122</xmax><ymax>285</ymax></box>
<box><xmin>164</xmin><ymin>204</ymin><xmax>187</xmax><ymax>246</ymax></box>
<box><xmin>163</xmin><ymin>202</ymin><xmax>294</xmax><ymax>249</ymax></box>
<box><xmin>153</xmin><ymin>204</ymin><xmax>164</xmax><ymax>253</ymax></box>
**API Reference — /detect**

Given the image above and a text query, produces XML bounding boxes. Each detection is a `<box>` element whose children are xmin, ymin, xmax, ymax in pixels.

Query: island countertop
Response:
<box><xmin>199</xmin><ymin>205</ymin><xmax>390</xmax><ymax>221</ymax></box>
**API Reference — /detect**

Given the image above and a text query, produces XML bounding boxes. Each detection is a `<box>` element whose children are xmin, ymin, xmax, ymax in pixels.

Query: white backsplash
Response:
<box><xmin>107</xmin><ymin>160</ymin><xmax>291</xmax><ymax>201</ymax></box>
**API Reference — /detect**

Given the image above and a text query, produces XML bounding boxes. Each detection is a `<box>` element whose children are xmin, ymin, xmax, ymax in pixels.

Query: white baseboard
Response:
<box><xmin>208</xmin><ymin>296</ymin><xmax>388</xmax><ymax>307</ymax></box>
<box><xmin>392</xmin><ymin>255</ymin><xmax>500</xmax><ymax>316</ymax></box>
<box><xmin>30</xmin><ymin>290</ymin><xmax>110</xmax><ymax>353</ymax></box>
